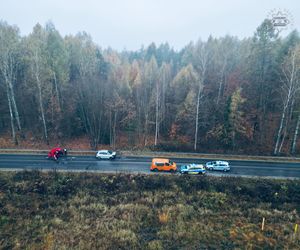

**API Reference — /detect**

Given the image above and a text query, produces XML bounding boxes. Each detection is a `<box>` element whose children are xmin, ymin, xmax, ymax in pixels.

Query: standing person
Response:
<box><xmin>54</xmin><ymin>150</ymin><xmax>59</xmax><ymax>161</ymax></box>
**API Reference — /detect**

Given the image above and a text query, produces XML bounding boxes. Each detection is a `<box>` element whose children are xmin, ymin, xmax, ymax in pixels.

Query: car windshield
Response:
<box><xmin>108</xmin><ymin>150</ymin><xmax>113</xmax><ymax>154</ymax></box>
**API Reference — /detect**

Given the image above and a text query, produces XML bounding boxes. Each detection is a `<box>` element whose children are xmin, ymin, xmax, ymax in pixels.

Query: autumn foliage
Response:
<box><xmin>1</xmin><ymin>20</ymin><xmax>300</xmax><ymax>155</ymax></box>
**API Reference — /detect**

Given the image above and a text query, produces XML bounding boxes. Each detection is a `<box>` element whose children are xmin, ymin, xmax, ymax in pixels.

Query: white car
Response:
<box><xmin>96</xmin><ymin>150</ymin><xmax>116</xmax><ymax>160</ymax></box>
<box><xmin>205</xmin><ymin>161</ymin><xmax>230</xmax><ymax>171</ymax></box>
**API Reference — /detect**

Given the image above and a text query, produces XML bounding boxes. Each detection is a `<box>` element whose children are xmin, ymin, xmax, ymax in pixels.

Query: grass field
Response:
<box><xmin>0</xmin><ymin>171</ymin><xmax>300</xmax><ymax>249</ymax></box>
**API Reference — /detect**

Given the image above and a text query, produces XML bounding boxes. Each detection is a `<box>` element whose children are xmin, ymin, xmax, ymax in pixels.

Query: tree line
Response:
<box><xmin>0</xmin><ymin>20</ymin><xmax>300</xmax><ymax>155</ymax></box>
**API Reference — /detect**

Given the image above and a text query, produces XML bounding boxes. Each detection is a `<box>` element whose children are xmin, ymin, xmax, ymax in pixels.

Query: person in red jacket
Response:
<box><xmin>48</xmin><ymin>147</ymin><xmax>67</xmax><ymax>161</ymax></box>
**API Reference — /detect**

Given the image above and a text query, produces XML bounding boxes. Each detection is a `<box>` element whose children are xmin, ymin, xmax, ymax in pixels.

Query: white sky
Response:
<box><xmin>0</xmin><ymin>0</ymin><xmax>299</xmax><ymax>51</ymax></box>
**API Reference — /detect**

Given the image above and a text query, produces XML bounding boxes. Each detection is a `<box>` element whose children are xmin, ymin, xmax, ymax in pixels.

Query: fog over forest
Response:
<box><xmin>0</xmin><ymin>19</ymin><xmax>300</xmax><ymax>155</ymax></box>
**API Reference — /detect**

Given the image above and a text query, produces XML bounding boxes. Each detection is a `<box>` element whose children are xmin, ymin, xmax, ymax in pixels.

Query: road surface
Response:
<box><xmin>0</xmin><ymin>154</ymin><xmax>300</xmax><ymax>178</ymax></box>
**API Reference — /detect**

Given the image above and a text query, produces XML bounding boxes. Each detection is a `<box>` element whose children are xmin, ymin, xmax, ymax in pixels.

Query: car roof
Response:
<box><xmin>214</xmin><ymin>161</ymin><xmax>229</xmax><ymax>165</ymax></box>
<box><xmin>207</xmin><ymin>160</ymin><xmax>228</xmax><ymax>164</ymax></box>
<box><xmin>188</xmin><ymin>164</ymin><xmax>204</xmax><ymax>168</ymax></box>
<box><xmin>152</xmin><ymin>158</ymin><xmax>169</xmax><ymax>163</ymax></box>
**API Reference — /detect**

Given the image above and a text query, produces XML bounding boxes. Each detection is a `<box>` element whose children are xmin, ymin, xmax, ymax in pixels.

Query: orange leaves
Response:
<box><xmin>158</xmin><ymin>211</ymin><xmax>169</xmax><ymax>224</ymax></box>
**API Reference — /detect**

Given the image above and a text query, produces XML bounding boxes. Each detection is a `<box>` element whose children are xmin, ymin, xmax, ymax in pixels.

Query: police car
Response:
<box><xmin>179</xmin><ymin>164</ymin><xmax>206</xmax><ymax>175</ymax></box>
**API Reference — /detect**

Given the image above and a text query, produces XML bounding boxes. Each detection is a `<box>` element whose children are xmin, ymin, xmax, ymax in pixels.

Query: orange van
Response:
<box><xmin>150</xmin><ymin>158</ymin><xmax>177</xmax><ymax>172</ymax></box>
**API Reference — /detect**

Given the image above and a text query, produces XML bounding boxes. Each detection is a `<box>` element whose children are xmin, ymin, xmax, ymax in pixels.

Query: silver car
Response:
<box><xmin>96</xmin><ymin>150</ymin><xmax>116</xmax><ymax>160</ymax></box>
<box><xmin>205</xmin><ymin>161</ymin><xmax>230</xmax><ymax>171</ymax></box>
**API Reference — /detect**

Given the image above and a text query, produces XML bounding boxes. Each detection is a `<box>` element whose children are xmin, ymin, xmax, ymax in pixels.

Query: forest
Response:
<box><xmin>0</xmin><ymin>19</ymin><xmax>300</xmax><ymax>155</ymax></box>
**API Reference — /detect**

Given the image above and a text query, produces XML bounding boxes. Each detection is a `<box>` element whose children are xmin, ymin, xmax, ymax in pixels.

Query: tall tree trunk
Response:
<box><xmin>274</xmin><ymin>102</ymin><xmax>288</xmax><ymax>155</ymax></box>
<box><xmin>194</xmin><ymin>81</ymin><xmax>203</xmax><ymax>151</ymax></box>
<box><xmin>275</xmin><ymin>48</ymin><xmax>298</xmax><ymax>155</ymax></box>
<box><xmin>109</xmin><ymin>109</ymin><xmax>113</xmax><ymax>147</ymax></box>
<box><xmin>6</xmin><ymin>85</ymin><xmax>17</xmax><ymax>145</ymax></box>
<box><xmin>1</xmin><ymin>62</ymin><xmax>22</xmax><ymax>133</ymax></box>
<box><xmin>258</xmin><ymin>57</ymin><xmax>266</xmax><ymax>146</ymax></box>
<box><xmin>96</xmin><ymin>111</ymin><xmax>102</xmax><ymax>149</ymax></box>
<box><xmin>7</xmin><ymin>80</ymin><xmax>21</xmax><ymax>132</ymax></box>
<box><xmin>36</xmin><ymin>72</ymin><xmax>49</xmax><ymax>144</ymax></box>
<box><xmin>53</xmin><ymin>71</ymin><xmax>62</xmax><ymax>110</ymax></box>
<box><xmin>278</xmin><ymin>122</ymin><xmax>287</xmax><ymax>154</ymax></box>
<box><xmin>154</xmin><ymin>81</ymin><xmax>159</xmax><ymax>146</ymax></box>
<box><xmin>113</xmin><ymin>112</ymin><xmax>117</xmax><ymax>150</ymax></box>
<box><xmin>144</xmin><ymin>112</ymin><xmax>149</xmax><ymax>147</ymax></box>
<box><xmin>291</xmin><ymin>113</ymin><xmax>300</xmax><ymax>154</ymax></box>
<box><xmin>278</xmin><ymin>99</ymin><xmax>294</xmax><ymax>153</ymax></box>
<box><xmin>79</xmin><ymin>102</ymin><xmax>92</xmax><ymax>145</ymax></box>
<box><xmin>216</xmin><ymin>62</ymin><xmax>226</xmax><ymax>105</ymax></box>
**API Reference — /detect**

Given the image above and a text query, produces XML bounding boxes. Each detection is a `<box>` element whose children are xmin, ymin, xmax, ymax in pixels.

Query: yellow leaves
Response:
<box><xmin>230</xmin><ymin>228</ymin><xmax>238</xmax><ymax>239</ymax></box>
<box><xmin>43</xmin><ymin>232</ymin><xmax>54</xmax><ymax>250</ymax></box>
<box><xmin>158</xmin><ymin>210</ymin><xmax>169</xmax><ymax>224</ymax></box>
<box><xmin>172</xmin><ymin>64</ymin><xmax>198</xmax><ymax>89</ymax></box>
<box><xmin>242</xmin><ymin>231</ymin><xmax>254</xmax><ymax>241</ymax></box>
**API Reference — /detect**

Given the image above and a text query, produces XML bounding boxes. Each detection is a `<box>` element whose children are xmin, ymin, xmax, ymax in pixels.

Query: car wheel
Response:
<box><xmin>209</xmin><ymin>167</ymin><xmax>213</xmax><ymax>171</ymax></box>
<box><xmin>152</xmin><ymin>168</ymin><xmax>158</xmax><ymax>172</ymax></box>
<box><xmin>170</xmin><ymin>169</ymin><xmax>175</xmax><ymax>173</ymax></box>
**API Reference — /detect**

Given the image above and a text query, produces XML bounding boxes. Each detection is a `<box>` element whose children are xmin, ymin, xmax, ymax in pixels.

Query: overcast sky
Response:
<box><xmin>0</xmin><ymin>0</ymin><xmax>299</xmax><ymax>51</ymax></box>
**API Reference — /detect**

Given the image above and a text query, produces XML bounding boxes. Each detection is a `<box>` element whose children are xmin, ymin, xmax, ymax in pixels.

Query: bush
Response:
<box><xmin>1</xmin><ymin>171</ymin><xmax>300</xmax><ymax>249</ymax></box>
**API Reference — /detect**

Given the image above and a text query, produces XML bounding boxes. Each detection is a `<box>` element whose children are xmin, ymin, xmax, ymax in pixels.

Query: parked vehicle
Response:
<box><xmin>205</xmin><ymin>161</ymin><xmax>230</xmax><ymax>171</ymax></box>
<box><xmin>150</xmin><ymin>158</ymin><xmax>177</xmax><ymax>172</ymax></box>
<box><xmin>179</xmin><ymin>164</ymin><xmax>206</xmax><ymax>175</ymax></box>
<box><xmin>96</xmin><ymin>150</ymin><xmax>116</xmax><ymax>160</ymax></box>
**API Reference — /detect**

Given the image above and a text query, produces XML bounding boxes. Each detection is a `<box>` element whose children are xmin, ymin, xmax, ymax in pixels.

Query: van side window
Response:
<box><xmin>165</xmin><ymin>163</ymin><xmax>170</xmax><ymax>166</ymax></box>
<box><xmin>155</xmin><ymin>162</ymin><xmax>164</xmax><ymax>167</ymax></box>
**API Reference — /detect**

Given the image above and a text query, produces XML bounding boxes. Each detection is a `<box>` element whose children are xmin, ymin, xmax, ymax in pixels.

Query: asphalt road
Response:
<box><xmin>0</xmin><ymin>154</ymin><xmax>300</xmax><ymax>178</ymax></box>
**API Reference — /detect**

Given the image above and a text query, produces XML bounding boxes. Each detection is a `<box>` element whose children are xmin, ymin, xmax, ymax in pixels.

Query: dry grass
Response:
<box><xmin>0</xmin><ymin>172</ymin><xmax>300</xmax><ymax>249</ymax></box>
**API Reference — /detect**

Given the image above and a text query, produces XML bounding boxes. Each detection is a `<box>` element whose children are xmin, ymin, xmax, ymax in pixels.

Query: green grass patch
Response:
<box><xmin>0</xmin><ymin>171</ymin><xmax>300</xmax><ymax>249</ymax></box>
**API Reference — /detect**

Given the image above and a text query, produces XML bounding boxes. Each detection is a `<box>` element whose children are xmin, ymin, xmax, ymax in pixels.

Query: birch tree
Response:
<box><xmin>291</xmin><ymin>110</ymin><xmax>300</xmax><ymax>154</ymax></box>
<box><xmin>45</xmin><ymin>22</ymin><xmax>69</xmax><ymax>111</ymax></box>
<box><xmin>192</xmin><ymin>40</ymin><xmax>210</xmax><ymax>151</ymax></box>
<box><xmin>157</xmin><ymin>63</ymin><xmax>171</xmax><ymax>140</ymax></box>
<box><xmin>274</xmin><ymin>45</ymin><xmax>300</xmax><ymax>155</ymax></box>
<box><xmin>172</xmin><ymin>64</ymin><xmax>198</xmax><ymax>139</ymax></box>
<box><xmin>26</xmin><ymin>24</ymin><xmax>50</xmax><ymax>144</ymax></box>
<box><xmin>130</xmin><ymin>60</ymin><xmax>143</xmax><ymax>142</ymax></box>
<box><xmin>143</xmin><ymin>56</ymin><xmax>158</xmax><ymax>146</ymax></box>
<box><xmin>0</xmin><ymin>22</ymin><xmax>22</xmax><ymax>144</ymax></box>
